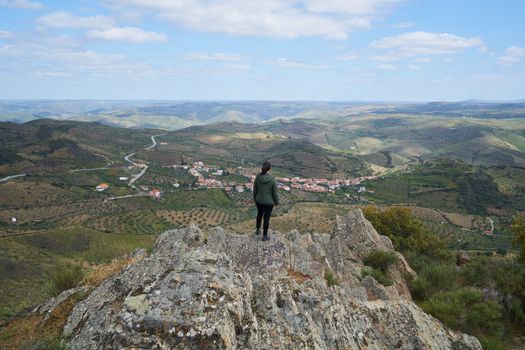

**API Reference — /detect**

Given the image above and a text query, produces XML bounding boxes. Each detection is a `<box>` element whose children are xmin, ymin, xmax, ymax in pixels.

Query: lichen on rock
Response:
<box><xmin>55</xmin><ymin>209</ymin><xmax>481</xmax><ymax>349</ymax></box>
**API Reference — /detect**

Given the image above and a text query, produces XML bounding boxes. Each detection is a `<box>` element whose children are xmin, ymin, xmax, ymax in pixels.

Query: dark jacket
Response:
<box><xmin>253</xmin><ymin>173</ymin><xmax>279</xmax><ymax>205</ymax></box>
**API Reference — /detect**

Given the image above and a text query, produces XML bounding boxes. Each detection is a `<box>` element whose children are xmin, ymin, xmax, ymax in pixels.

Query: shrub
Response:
<box><xmin>361</xmin><ymin>267</ymin><xmax>393</xmax><ymax>286</ymax></box>
<box><xmin>478</xmin><ymin>336</ymin><xmax>509</xmax><ymax>350</ymax></box>
<box><xmin>512</xmin><ymin>213</ymin><xmax>525</xmax><ymax>265</ymax></box>
<box><xmin>409</xmin><ymin>263</ymin><xmax>457</xmax><ymax>301</ymax></box>
<box><xmin>324</xmin><ymin>270</ymin><xmax>338</xmax><ymax>287</ymax></box>
<box><xmin>422</xmin><ymin>287</ymin><xmax>503</xmax><ymax>338</ymax></box>
<box><xmin>46</xmin><ymin>261</ymin><xmax>84</xmax><ymax>296</ymax></box>
<box><xmin>363</xmin><ymin>250</ymin><xmax>397</xmax><ymax>273</ymax></box>
<box><xmin>362</xmin><ymin>206</ymin><xmax>449</xmax><ymax>260</ymax></box>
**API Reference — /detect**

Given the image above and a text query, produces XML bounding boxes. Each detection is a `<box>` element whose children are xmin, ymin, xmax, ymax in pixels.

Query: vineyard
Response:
<box><xmin>227</xmin><ymin>189</ymin><xmax>322</xmax><ymax>207</ymax></box>
<box><xmin>86</xmin><ymin>210</ymin><xmax>172</xmax><ymax>235</ymax></box>
<box><xmin>441</xmin><ymin>212</ymin><xmax>488</xmax><ymax>231</ymax></box>
<box><xmin>486</xmin><ymin>167</ymin><xmax>525</xmax><ymax>196</ymax></box>
<box><xmin>156</xmin><ymin>208</ymin><xmax>239</xmax><ymax>229</ymax></box>
<box><xmin>0</xmin><ymin>200</ymin><xmax>123</xmax><ymax>226</ymax></box>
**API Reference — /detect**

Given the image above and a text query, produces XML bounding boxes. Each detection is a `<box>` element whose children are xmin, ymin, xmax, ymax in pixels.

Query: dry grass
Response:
<box><xmin>0</xmin><ymin>314</ymin><xmax>43</xmax><ymax>350</ymax></box>
<box><xmin>82</xmin><ymin>255</ymin><xmax>144</xmax><ymax>286</ymax></box>
<box><xmin>0</xmin><ymin>296</ymin><xmax>77</xmax><ymax>350</ymax></box>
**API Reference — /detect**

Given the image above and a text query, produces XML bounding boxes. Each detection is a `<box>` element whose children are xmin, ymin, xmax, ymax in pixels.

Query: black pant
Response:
<box><xmin>256</xmin><ymin>202</ymin><xmax>274</xmax><ymax>236</ymax></box>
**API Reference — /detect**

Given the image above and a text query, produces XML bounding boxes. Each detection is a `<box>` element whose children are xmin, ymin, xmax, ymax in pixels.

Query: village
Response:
<box><xmin>94</xmin><ymin>158</ymin><xmax>378</xmax><ymax>200</ymax></box>
<box><xmin>172</xmin><ymin>161</ymin><xmax>377</xmax><ymax>194</ymax></box>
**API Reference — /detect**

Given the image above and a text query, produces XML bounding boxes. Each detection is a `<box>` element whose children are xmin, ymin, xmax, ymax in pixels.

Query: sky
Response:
<box><xmin>0</xmin><ymin>0</ymin><xmax>524</xmax><ymax>101</ymax></box>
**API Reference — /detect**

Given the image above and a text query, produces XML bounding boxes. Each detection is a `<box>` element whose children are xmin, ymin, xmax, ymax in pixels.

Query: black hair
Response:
<box><xmin>261</xmin><ymin>160</ymin><xmax>271</xmax><ymax>175</ymax></box>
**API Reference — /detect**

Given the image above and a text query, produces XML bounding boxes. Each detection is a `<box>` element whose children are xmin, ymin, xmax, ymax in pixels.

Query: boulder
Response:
<box><xmin>55</xmin><ymin>209</ymin><xmax>481</xmax><ymax>349</ymax></box>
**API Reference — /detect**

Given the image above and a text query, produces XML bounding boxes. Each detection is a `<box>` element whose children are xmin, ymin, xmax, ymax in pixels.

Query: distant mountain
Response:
<box><xmin>373</xmin><ymin>101</ymin><xmax>525</xmax><ymax>118</ymax></box>
<box><xmin>2</xmin><ymin>100</ymin><xmax>523</xmax><ymax>130</ymax></box>
<box><xmin>0</xmin><ymin>100</ymin><xmax>359</xmax><ymax>130</ymax></box>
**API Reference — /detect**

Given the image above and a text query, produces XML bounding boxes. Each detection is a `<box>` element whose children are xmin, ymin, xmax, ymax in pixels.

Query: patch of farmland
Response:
<box><xmin>156</xmin><ymin>208</ymin><xmax>235</xmax><ymax>228</ymax></box>
<box><xmin>361</xmin><ymin>153</ymin><xmax>389</xmax><ymax>167</ymax></box>
<box><xmin>406</xmin><ymin>206</ymin><xmax>446</xmax><ymax>222</ymax></box>
<box><xmin>86</xmin><ymin>210</ymin><xmax>171</xmax><ymax>235</ymax></box>
<box><xmin>486</xmin><ymin>167</ymin><xmax>525</xmax><ymax>196</ymax></box>
<box><xmin>0</xmin><ymin>181</ymin><xmax>78</xmax><ymax>208</ymax></box>
<box><xmin>441</xmin><ymin>212</ymin><xmax>487</xmax><ymax>230</ymax></box>
<box><xmin>0</xmin><ymin>200</ymin><xmax>122</xmax><ymax>225</ymax></box>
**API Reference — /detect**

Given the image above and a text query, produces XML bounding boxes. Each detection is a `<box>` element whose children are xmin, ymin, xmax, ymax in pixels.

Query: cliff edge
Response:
<box><xmin>35</xmin><ymin>209</ymin><xmax>481</xmax><ymax>349</ymax></box>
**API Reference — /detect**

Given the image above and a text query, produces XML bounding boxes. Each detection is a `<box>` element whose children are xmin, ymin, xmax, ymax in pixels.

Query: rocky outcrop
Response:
<box><xmin>58</xmin><ymin>209</ymin><xmax>481</xmax><ymax>349</ymax></box>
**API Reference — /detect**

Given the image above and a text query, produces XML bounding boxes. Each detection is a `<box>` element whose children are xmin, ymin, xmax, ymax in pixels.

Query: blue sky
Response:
<box><xmin>0</xmin><ymin>0</ymin><xmax>524</xmax><ymax>101</ymax></box>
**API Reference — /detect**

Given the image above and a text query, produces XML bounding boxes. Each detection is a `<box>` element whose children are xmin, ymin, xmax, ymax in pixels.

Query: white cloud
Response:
<box><xmin>378</xmin><ymin>64</ymin><xmax>396</xmax><ymax>70</ymax></box>
<box><xmin>87</xmin><ymin>27</ymin><xmax>167</xmax><ymax>42</ymax></box>
<box><xmin>37</xmin><ymin>11</ymin><xmax>114</xmax><ymax>29</ymax></box>
<box><xmin>0</xmin><ymin>0</ymin><xmax>43</xmax><ymax>10</ymax></box>
<box><xmin>268</xmin><ymin>58</ymin><xmax>330</xmax><ymax>69</ymax></box>
<box><xmin>371</xmin><ymin>31</ymin><xmax>484</xmax><ymax>57</ymax></box>
<box><xmin>184</xmin><ymin>53</ymin><xmax>245</xmax><ymax>61</ymax></box>
<box><xmin>0</xmin><ymin>30</ymin><xmax>13</xmax><ymax>39</ymax></box>
<box><xmin>107</xmin><ymin>0</ymin><xmax>405</xmax><ymax>39</ymax></box>
<box><xmin>498</xmin><ymin>46</ymin><xmax>525</xmax><ymax>66</ymax></box>
<box><xmin>335</xmin><ymin>52</ymin><xmax>360</xmax><ymax>61</ymax></box>
<box><xmin>33</xmin><ymin>71</ymin><xmax>69</xmax><ymax>77</ymax></box>
<box><xmin>414</xmin><ymin>57</ymin><xmax>431</xmax><ymax>63</ymax></box>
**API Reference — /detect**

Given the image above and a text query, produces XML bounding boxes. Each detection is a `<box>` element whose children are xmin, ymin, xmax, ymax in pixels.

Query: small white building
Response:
<box><xmin>119</xmin><ymin>176</ymin><xmax>129</xmax><ymax>181</ymax></box>
<box><xmin>11</xmin><ymin>217</ymin><xmax>17</xmax><ymax>224</ymax></box>
<box><xmin>236</xmin><ymin>186</ymin><xmax>245</xmax><ymax>193</ymax></box>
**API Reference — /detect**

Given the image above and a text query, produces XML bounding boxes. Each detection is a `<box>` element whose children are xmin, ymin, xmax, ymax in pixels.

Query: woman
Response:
<box><xmin>253</xmin><ymin>160</ymin><xmax>279</xmax><ymax>241</ymax></box>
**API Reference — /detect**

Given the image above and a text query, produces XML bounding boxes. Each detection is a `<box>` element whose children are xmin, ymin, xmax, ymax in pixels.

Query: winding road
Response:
<box><xmin>145</xmin><ymin>134</ymin><xmax>164</xmax><ymax>150</ymax></box>
<box><xmin>124</xmin><ymin>134</ymin><xmax>165</xmax><ymax>186</ymax></box>
<box><xmin>0</xmin><ymin>174</ymin><xmax>27</xmax><ymax>183</ymax></box>
<box><xmin>124</xmin><ymin>152</ymin><xmax>138</xmax><ymax>167</ymax></box>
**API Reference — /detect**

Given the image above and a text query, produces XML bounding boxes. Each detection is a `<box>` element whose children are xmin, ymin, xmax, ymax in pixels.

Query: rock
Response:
<box><xmin>33</xmin><ymin>285</ymin><xmax>91</xmax><ymax>322</ymax></box>
<box><xmin>54</xmin><ymin>209</ymin><xmax>480</xmax><ymax>349</ymax></box>
<box><xmin>457</xmin><ymin>251</ymin><xmax>471</xmax><ymax>267</ymax></box>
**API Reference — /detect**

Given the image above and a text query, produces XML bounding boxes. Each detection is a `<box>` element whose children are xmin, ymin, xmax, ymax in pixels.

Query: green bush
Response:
<box><xmin>361</xmin><ymin>267</ymin><xmax>393</xmax><ymax>286</ymax></box>
<box><xmin>478</xmin><ymin>336</ymin><xmax>509</xmax><ymax>350</ymax></box>
<box><xmin>422</xmin><ymin>287</ymin><xmax>503</xmax><ymax>338</ymax></box>
<box><xmin>362</xmin><ymin>206</ymin><xmax>450</xmax><ymax>260</ymax></box>
<box><xmin>324</xmin><ymin>270</ymin><xmax>338</xmax><ymax>287</ymax></box>
<box><xmin>46</xmin><ymin>261</ymin><xmax>84</xmax><ymax>296</ymax></box>
<box><xmin>409</xmin><ymin>263</ymin><xmax>457</xmax><ymax>301</ymax></box>
<box><xmin>363</xmin><ymin>250</ymin><xmax>397</xmax><ymax>273</ymax></box>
